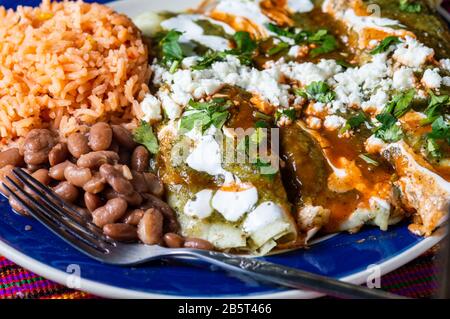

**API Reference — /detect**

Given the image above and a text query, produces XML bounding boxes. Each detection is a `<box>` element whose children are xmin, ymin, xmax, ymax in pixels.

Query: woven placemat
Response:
<box><xmin>0</xmin><ymin>245</ymin><xmax>442</xmax><ymax>299</ymax></box>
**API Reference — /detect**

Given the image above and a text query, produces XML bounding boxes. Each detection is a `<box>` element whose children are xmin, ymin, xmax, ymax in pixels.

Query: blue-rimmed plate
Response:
<box><xmin>0</xmin><ymin>0</ymin><xmax>447</xmax><ymax>299</ymax></box>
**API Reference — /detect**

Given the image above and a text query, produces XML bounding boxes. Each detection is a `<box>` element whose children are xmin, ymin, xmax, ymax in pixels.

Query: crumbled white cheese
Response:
<box><xmin>440</xmin><ymin>59</ymin><xmax>450</xmax><ymax>72</ymax></box>
<box><xmin>281</xmin><ymin>59</ymin><xmax>342</xmax><ymax>85</ymax></box>
<box><xmin>184</xmin><ymin>189</ymin><xmax>214</xmax><ymax>219</ymax></box>
<box><xmin>161</xmin><ymin>14</ymin><xmax>231</xmax><ymax>51</ymax></box>
<box><xmin>331</xmin><ymin>53</ymin><xmax>391</xmax><ymax>112</ymax></box>
<box><xmin>140</xmin><ymin>94</ymin><xmax>162</xmax><ymax>123</ymax></box>
<box><xmin>211</xmin><ymin>185</ymin><xmax>258</xmax><ymax>222</ymax></box>
<box><xmin>157</xmin><ymin>91</ymin><xmax>182</xmax><ymax>120</ymax></box>
<box><xmin>323</xmin><ymin>115</ymin><xmax>346</xmax><ymax>131</ymax></box>
<box><xmin>393</xmin><ymin>36</ymin><xmax>434</xmax><ymax>68</ymax></box>
<box><xmin>361</xmin><ymin>90</ymin><xmax>388</xmax><ymax>114</ymax></box>
<box><xmin>154</xmin><ymin>55</ymin><xmax>290</xmax><ymax>107</ymax></box>
<box><xmin>287</xmin><ymin>45</ymin><xmax>300</xmax><ymax>58</ymax></box>
<box><xmin>365</xmin><ymin>135</ymin><xmax>387</xmax><ymax>154</ymax></box>
<box><xmin>443</xmin><ymin>76</ymin><xmax>450</xmax><ymax>87</ymax></box>
<box><xmin>392</xmin><ymin>67</ymin><xmax>415</xmax><ymax>90</ymax></box>
<box><xmin>306</xmin><ymin>116</ymin><xmax>322</xmax><ymax>130</ymax></box>
<box><xmin>288</xmin><ymin>0</ymin><xmax>314</xmax><ymax>13</ymax></box>
<box><xmin>186</xmin><ymin>135</ymin><xmax>224</xmax><ymax>176</ymax></box>
<box><xmin>422</xmin><ymin>69</ymin><xmax>442</xmax><ymax>89</ymax></box>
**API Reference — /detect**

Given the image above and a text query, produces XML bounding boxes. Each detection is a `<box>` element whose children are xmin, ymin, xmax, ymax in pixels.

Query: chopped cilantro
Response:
<box><xmin>340</xmin><ymin>112</ymin><xmax>368</xmax><ymax>133</ymax></box>
<box><xmin>159</xmin><ymin>30</ymin><xmax>185</xmax><ymax>72</ymax></box>
<box><xmin>421</xmin><ymin>91</ymin><xmax>449</xmax><ymax>126</ymax></box>
<box><xmin>180</xmin><ymin>98</ymin><xmax>231</xmax><ymax>132</ymax></box>
<box><xmin>191</xmin><ymin>31</ymin><xmax>256</xmax><ymax>69</ymax></box>
<box><xmin>275</xmin><ymin>108</ymin><xmax>297</xmax><ymax>121</ymax></box>
<box><xmin>374</xmin><ymin>113</ymin><xmax>404</xmax><ymax>142</ymax></box>
<box><xmin>133</xmin><ymin>121</ymin><xmax>159</xmax><ymax>154</ymax></box>
<box><xmin>399</xmin><ymin>0</ymin><xmax>422</xmax><ymax>13</ymax></box>
<box><xmin>267</xmin><ymin>41</ymin><xmax>290</xmax><ymax>56</ymax></box>
<box><xmin>265</xmin><ymin>24</ymin><xmax>338</xmax><ymax>57</ymax></box>
<box><xmin>295</xmin><ymin>81</ymin><xmax>336</xmax><ymax>103</ymax></box>
<box><xmin>370</xmin><ymin>36</ymin><xmax>401</xmax><ymax>55</ymax></box>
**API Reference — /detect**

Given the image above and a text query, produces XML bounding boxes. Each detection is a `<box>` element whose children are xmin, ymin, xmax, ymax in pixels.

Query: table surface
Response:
<box><xmin>0</xmin><ymin>0</ymin><xmax>448</xmax><ymax>299</ymax></box>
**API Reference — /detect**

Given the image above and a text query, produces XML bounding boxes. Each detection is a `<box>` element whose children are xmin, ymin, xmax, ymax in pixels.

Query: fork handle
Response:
<box><xmin>173</xmin><ymin>249</ymin><xmax>406</xmax><ymax>299</ymax></box>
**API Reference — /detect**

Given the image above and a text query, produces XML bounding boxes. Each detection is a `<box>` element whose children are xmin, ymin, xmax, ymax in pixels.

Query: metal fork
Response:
<box><xmin>2</xmin><ymin>168</ymin><xmax>405</xmax><ymax>299</ymax></box>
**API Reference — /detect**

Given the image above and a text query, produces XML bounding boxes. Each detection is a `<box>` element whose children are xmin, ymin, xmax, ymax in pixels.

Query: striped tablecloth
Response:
<box><xmin>0</xmin><ymin>245</ymin><xmax>442</xmax><ymax>299</ymax></box>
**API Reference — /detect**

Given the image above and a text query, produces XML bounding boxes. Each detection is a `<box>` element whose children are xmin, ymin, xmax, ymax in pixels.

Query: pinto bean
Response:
<box><xmin>137</xmin><ymin>208</ymin><xmax>163</xmax><ymax>245</ymax></box>
<box><xmin>103</xmin><ymin>223</ymin><xmax>138</xmax><ymax>242</ymax></box>
<box><xmin>89</xmin><ymin>122</ymin><xmax>113</xmax><ymax>151</ymax></box>
<box><xmin>141</xmin><ymin>193</ymin><xmax>179</xmax><ymax>233</ymax></box>
<box><xmin>82</xmin><ymin>173</ymin><xmax>106</xmax><ymax>194</ymax></box>
<box><xmin>67</xmin><ymin>133</ymin><xmax>91</xmax><ymax>158</ymax></box>
<box><xmin>99</xmin><ymin>164</ymin><xmax>133</xmax><ymax>195</ymax></box>
<box><xmin>163</xmin><ymin>233</ymin><xmax>184</xmax><ymax>248</ymax></box>
<box><xmin>184</xmin><ymin>238</ymin><xmax>214</xmax><ymax>250</ymax></box>
<box><xmin>77</xmin><ymin>151</ymin><xmax>119</xmax><ymax>169</ymax></box>
<box><xmin>53</xmin><ymin>182</ymin><xmax>79</xmax><ymax>203</ymax></box>
<box><xmin>64</xmin><ymin>165</ymin><xmax>92</xmax><ymax>187</ymax></box>
<box><xmin>122</xmin><ymin>209</ymin><xmax>145</xmax><ymax>226</ymax></box>
<box><xmin>84</xmin><ymin>192</ymin><xmax>103</xmax><ymax>213</ymax></box>
<box><xmin>92</xmin><ymin>198</ymin><xmax>128</xmax><ymax>228</ymax></box>
<box><xmin>9</xmin><ymin>196</ymin><xmax>29</xmax><ymax>216</ymax></box>
<box><xmin>0</xmin><ymin>148</ymin><xmax>24</xmax><ymax>168</ymax></box>
<box><xmin>23</xmin><ymin>129</ymin><xmax>55</xmax><ymax>165</ymax></box>
<box><xmin>105</xmin><ymin>188</ymin><xmax>143</xmax><ymax>206</ymax></box>
<box><xmin>111</xmin><ymin>125</ymin><xmax>137</xmax><ymax>150</ymax></box>
<box><xmin>131</xmin><ymin>171</ymin><xmax>164</xmax><ymax>197</ymax></box>
<box><xmin>131</xmin><ymin>146</ymin><xmax>150</xmax><ymax>172</ymax></box>
<box><xmin>48</xmin><ymin>143</ymin><xmax>69</xmax><ymax>166</ymax></box>
<box><xmin>31</xmin><ymin>169</ymin><xmax>51</xmax><ymax>185</ymax></box>
<box><xmin>0</xmin><ymin>165</ymin><xmax>22</xmax><ymax>194</ymax></box>
<box><xmin>49</xmin><ymin>161</ymin><xmax>72</xmax><ymax>181</ymax></box>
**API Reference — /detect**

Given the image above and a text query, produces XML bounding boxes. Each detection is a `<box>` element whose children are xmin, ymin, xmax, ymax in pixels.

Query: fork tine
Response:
<box><xmin>12</xmin><ymin>168</ymin><xmax>114</xmax><ymax>245</ymax></box>
<box><xmin>4</xmin><ymin>176</ymin><xmax>109</xmax><ymax>255</ymax></box>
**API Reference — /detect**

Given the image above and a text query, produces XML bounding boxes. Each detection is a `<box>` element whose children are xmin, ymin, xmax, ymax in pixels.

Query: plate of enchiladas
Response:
<box><xmin>0</xmin><ymin>0</ymin><xmax>448</xmax><ymax>298</ymax></box>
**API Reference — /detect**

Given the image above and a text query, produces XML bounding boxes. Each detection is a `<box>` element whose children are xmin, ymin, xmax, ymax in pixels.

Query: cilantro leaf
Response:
<box><xmin>180</xmin><ymin>98</ymin><xmax>231</xmax><ymax>132</ymax></box>
<box><xmin>426</xmin><ymin>137</ymin><xmax>442</xmax><ymax>159</ymax></box>
<box><xmin>266</xmin><ymin>23</ymin><xmax>297</xmax><ymax>38</ymax></box>
<box><xmin>370</xmin><ymin>36</ymin><xmax>401</xmax><ymax>55</ymax></box>
<box><xmin>391</xmin><ymin>89</ymin><xmax>416</xmax><ymax>118</ymax></box>
<box><xmin>267</xmin><ymin>41</ymin><xmax>290</xmax><ymax>56</ymax></box>
<box><xmin>428</xmin><ymin>116</ymin><xmax>450</xmax><ymax>143</ymax></box>
<box><xmin>191</xmin><ymin>50</ymin><xmax>227</xmax><ymax>70</ymax></box>
<box><xmin>275</xmin><ymin>108</ymin><xmax>297</xmax><ymax>122</ymax></box>
<box><xmin>340</xmin><ymin>111</ymin><xmax>368</xmax><ymax>133</ymax></box>
<box><xmin>134</xmin><ymin>121</ymin><xmax>159</xmax><ymax>154</ymax></box>
<box><xmin>421</xmin><ymin>92</ymin><xmax>449</xmax><ymax>126</ymax></box>
<box><xmin>265</xmin><ymin>24</ymin><xmax>338</xmax><ymax>57</ymax></box>
<box><xmin>309</xmin><ymin>33</ymin><xmax>337</xmax><ymax>57</ymax></box>
<box><xmin>374</xmin><ymin>113</ymin><xmax>403</xmax><ymax>142</ymax></box>
<box><xmin>426</xmin><ymin>116</ymin><xmax>450</xmax><ymax>159</ymax></box>
<box><xmin>295</xmin><ymin>81</ymin><xmax>336</xmax><ymax>103</ymax></box>
<box><xmin>191</xmin><ymin>31</ymin><xmax>257</xmax><ymax>70</ymax></box>
<box><xmin>399</xmin><ymin>0</ymin><xmax>422</xmax><ymax>13</ymax></box>
<box><xmin>159</xmin><ymin>30</ymin><xmax>185</xmax><ymax>72</ymax></box>
<box><xmin>233</xmin><ymin>31</ymin><xmax>257</xmax><ymax>53</ymax></box>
